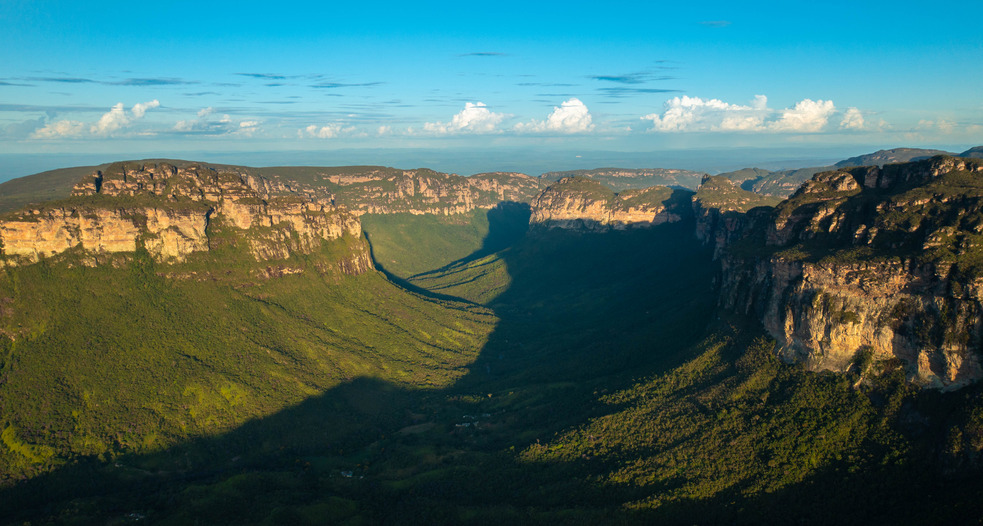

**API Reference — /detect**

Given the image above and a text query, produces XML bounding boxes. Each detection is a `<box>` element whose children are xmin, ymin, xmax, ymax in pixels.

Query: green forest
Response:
<box><xmin>1</xmin><ymin>164</ymin><xmax>983</xmax><ymax>524</ymax></box>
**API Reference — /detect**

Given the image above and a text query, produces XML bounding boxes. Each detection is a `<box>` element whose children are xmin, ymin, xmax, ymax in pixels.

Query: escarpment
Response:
<box><xmin>703</xmin><ymin>156</ymin><xmax>983</xmax><ymax>388</ymax></box>
<box><xmin>0</xmin><ymin>162</ymin><xmax>365</xmax><ymax>270</ymax></box>
<box><xmin>530</xmin><ymin>177</ymin><xmax>692</xmax><ymax>230</ymax></box>
<box><xmin>540</xmin><ymin>167</ymin><xmax>706</xmax><ymax>191</ymax></box>
<box><xmin>310</xmin><ymin>168</ymin><xmax>545</xmax><ymax>215</ymax></box>
<box><xmin>692</xmin><ymin>175</ymin><xmax>781</xmax><ymax>258</ymax></box>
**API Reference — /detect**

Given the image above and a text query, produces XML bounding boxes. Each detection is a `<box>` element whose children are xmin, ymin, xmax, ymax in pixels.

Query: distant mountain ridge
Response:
<box><xmin>717</xmin><ymin>146</ymin><xmax>982</xmax><ymax>198</ymax></box>
<box><xmin>540</xmin><ymin>167</ymin><xmax>706</xmax><ymax>191</ymax></box>
<box><xmin>961</xmin><ymin>146</ymin><xmax>983</xmax><ymax>159</ymax></box>
<box><xmin>834</xmin><ymin>147</ymin><xmax>955</xmax><ymax>168</ymax></box>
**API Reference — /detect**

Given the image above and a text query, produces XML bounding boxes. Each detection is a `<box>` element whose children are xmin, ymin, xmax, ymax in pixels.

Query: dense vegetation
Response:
<box><xmin>4</xmin><ymin>155</ymin><xmax>983</xmax><ymax>523</ymax></box>
<box><xmin>693</xmin><ymin>175</ymin><xmax>781</xmax><ymax>212</ymax></box>
<box><xmin>0</xmin><ymin>230</ymin><xmax>495</xmax><ymax>485</ymax></box>
<box><xmin>761</xmin><ymin>159</ymin><xmax>983</xmax><ymax>274</ymax></box>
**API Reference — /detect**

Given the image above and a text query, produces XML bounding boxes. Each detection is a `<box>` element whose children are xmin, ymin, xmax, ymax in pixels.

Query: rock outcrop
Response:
<box><xmin>302</xmin><ymin>168</ymin><xmax>545</xmax><ymax>216</ymax></box>
<box><xmin>540</xmin><ymin>167</ymin><xmax>706</xmax><ymax>191</ymax></box>
<box><xmin>0</xmin><ymin>162</ymin><xmax>364</xmax><ymax>270</ymax></box>
<box><xmin>707</xmin><ymin>155</ymin><xmax>983</xmax><ymax>389</ymax></box>
<box><xmin>692</xmin><ymin>175</ymin><xmax>780</xmax><ymax>259</ymax></box>
<box><xmin>530</xmin><ymin>177</ymin><xmax>691</xmax><ymax>230</ymax></box>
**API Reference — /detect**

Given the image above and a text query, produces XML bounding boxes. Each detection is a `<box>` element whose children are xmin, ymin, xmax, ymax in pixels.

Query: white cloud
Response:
<box><xmin>175</xmin><ymin>107</ymin><xmax>257</xmax><ymax>135</ymax></box>
<box><xmin>91</xmin><ymin>103</ymin><xmax>128</xmax><ymax>135</ymax></box>
<box><xmin>515</xmin><ymin>98</ymin><xmax>594</xmax><ymax>134</ymax></box>
<box><xmin>840</xmin><ymin>107</ymin><xmax>865</xmax><ymax>130</ymax></box>
<box><xmin>917</xmin><ymin>119</ymin><xmax>957</xmax><ymax>134</ymax></box>
<box><xmin>31</xmin><ymin>120</ymin><xmax>86</xmax><ymax>139</ymax></box>
<box><xmin>174</xmin><ymin>107</ymin><xmax>215</xmax><ymax>132</ymax></box>
<box><xmin>643</xmin><ymin>95</ymin><xmax>839</xmax><ymax>133</ymax></box>
<box><xmin>769</xmin><ymin>99</ymin><xmax>835</xmax><ymax>132</ymax></box>
<box><xmin>91</xmin><ymin>99</ymin><xmax>160</xmax><ymax>135</ymax></box>
<box><xmin>642</xmin><ymin>95</ymin><xmax>768</xmax><ymax>132</ymax></box>
<box><xmin>377</xmin><ymin>125</ymin><xmax>392</xmax><ymax>136</ymax></box>
<box><xmin>302</xmin><ymin>123</ymin><xmax>354</xmax><ymax>138</ymax></box>
<box><xmin>423</xmin><ymin>102</ymin><xmax>507</xmax><ymax>134</ymax></box>
<box><xmin>131</xmin><ymin>99</ymin><xmax>160</xmax><ymax>119</ymax></box>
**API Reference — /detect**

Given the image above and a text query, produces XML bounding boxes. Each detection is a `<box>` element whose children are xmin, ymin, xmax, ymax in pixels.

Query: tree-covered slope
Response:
<box><xmin>4</xmin><ymin>156</ymin><xmax>983</xmax><ymax>525</ymax></box>
<box><xmin>6</xmin><ymin>219</ymin><xmax>983</xmax><ymax>524</ymax></box>
<box><xmin>0</xmin><ymin>236</ymin><xmax>495</xmax><ymax>485</ymax></box>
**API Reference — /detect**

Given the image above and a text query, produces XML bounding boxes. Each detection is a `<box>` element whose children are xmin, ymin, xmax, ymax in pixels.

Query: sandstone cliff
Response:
<box><xmin>710</xmin><ymin>156</ymin><xmax>983</xmax><ymax>389</ymax></box>
<box><xmin>256</xmin><ymin>167</ymin><xmax>545</xmax><ymax>216</ymax></box>
<box><xmin>692</xmin><ymin>175</ymin><xmax>780</xmax><ymax>259</ymax></box>
<box><xmin>530</xmin><ymin>177</ymin><xmax>691</xmax><ymax>230</ymax></box>
<box><xmin>0</xmin><ymin>162</ymin><xmax>365</xmax><ymax>270</ymax></box>
<box><xmin>540</xmin><ymin>167</ymin><xmax>706</xmax><ymax>191</ymax></box>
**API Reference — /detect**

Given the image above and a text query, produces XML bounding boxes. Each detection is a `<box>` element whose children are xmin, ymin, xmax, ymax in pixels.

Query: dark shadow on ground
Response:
<box><xmin>4</xmin><ymin>212</ymin><xmax>979</xmax><ymax>524</ymax></box>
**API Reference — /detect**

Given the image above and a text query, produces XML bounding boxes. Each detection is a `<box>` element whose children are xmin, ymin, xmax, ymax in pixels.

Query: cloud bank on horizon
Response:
<box><xmin>1</xmin><ymin>0</ymin><xmax>980</xmax><ymax>154</ymax></box>
<box><xmin>641</xmin><ymin>95</ymin><xmax>845</xmax><ymax>133</ymax></box>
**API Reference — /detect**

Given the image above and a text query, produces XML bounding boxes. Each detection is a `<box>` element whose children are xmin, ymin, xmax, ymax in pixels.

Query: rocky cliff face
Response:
<box><xmin>297</xmin><ymin>168</ymin><xmax>545</xmax><ymax>216</ymax></box>
<box><xmin>709</xmin><ymin>156</ymin><xmax>983</xmax><ymax>389</ymax></box>
<box><xmin>0</xmin><ymin>206</ymin><xmax>210</xmax><ymax>264</ymax></box>
<box><xmin>692</xmin><ymin>175</ymin><xmax>780</xmax><ymax>258</ymax></box>
<box><xmin>530</xmin><ymin>177</ymin><xmax>691</xmax><ymax>230</ymax></box>
<box><xmin>0</xmin><ymin>162</ymin><xmax>365</xmax><ymax>270</ymax></box>
<box><xmin>540</xmin><ymin>167</ymin><xmax>706</xmax><ymax>191</ymax></box>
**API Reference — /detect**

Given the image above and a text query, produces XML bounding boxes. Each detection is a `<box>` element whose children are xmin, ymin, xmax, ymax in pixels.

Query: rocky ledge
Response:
<box><xmin>0</xmin><ymin>162</ymin><xmax>364</xmax><ymax>269</ymax></box>
<box><xmin>529</xmin><ymin>177</ymin><xmax>691</xmax><ymax>230</ymax></box>
<box><xmin>708</xmin><ymin>155</ymin><xmax>983</xmax><ymax>389</ymax></box>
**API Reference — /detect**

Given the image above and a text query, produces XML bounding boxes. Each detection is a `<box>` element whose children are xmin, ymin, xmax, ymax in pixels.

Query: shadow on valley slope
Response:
<box><xmin>3</xmin><ymin>210</ymin><xmax>983</xmax><ymax>524</ymax></box>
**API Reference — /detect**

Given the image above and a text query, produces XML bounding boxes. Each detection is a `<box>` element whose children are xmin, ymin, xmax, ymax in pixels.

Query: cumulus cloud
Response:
<box><xmin>642</xmin><ymin>95</ymin><xmax>768</xmax><ymax>132</ymax></box>
<box><xmin>31</xmin><ymin>120</ymin><xmax>86</xmax><ymax>139</ymax></box>
<box><xmin>423</xmin><ymin>102</ymin><xmax>507</xmax><ymax>134</ymax></box>
<box><xmin>131</xmin><ymin>99</ymin><xmax>160</xmax><ymax>119</ymax></box>
<box><xmin>3</xmin><ymin>116</ymin><xmax>46</xmax><ymax>138</ymax></box>
<box><xmin>916</xmin><ymin>119</ymin><xmax>957</xmax><ymax>134</ymax></box>
<box><xmin>28</xmin><ymin>99</ymin><xmax>160</xmax><ymax>139</ymax></box>
<box><xmin>515</xmin><ymin>98</ymin><xmax>594</xmax><ymax>134</ymax></box>
<box><xmin>175</xmin><ymin>107</ymin><xmax>259</xmax><ymax>135</ymax></box>
<box><xmin>840</xmin><ymin>107</ymin><xmax>865</xmax><ymax>130</ymax></box>
<box><xmin>770</xmin><ymin>99</ymin><xmax>835</xmax><ymax>132</ymax></box>
<box><xmin>91</xmin><ymin>102</ymin><xmax>128</xmax><ymax>135</ymax></box>
<box><xmin>90</xmin><ymin>99</ymin><xmax>160</xmax><ymax>135</ymax></box>
<box><xmin>175</xmin><ymin>107</ymin><xmax>214</xmax><ymax>132</ymax></box>
<box><xmin>643</xmin><ymin>95</ymin><xmax>839</xmax><ymax>133</ymax></box>
<box><xmin>302</xmin><ymin>123</ymin><xmax>355</xmax><ymax>138</ymax></box>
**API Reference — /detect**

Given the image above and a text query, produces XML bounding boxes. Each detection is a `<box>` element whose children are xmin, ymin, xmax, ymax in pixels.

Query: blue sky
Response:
<box><xmin>1</xmin><ymin>0</ymin><xmax>981</xmax><ymax>176</ymax></box>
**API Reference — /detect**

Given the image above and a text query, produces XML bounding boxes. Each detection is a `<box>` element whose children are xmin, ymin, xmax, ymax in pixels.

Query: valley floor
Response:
<box><xmin>2</xmin><ymin>216</ymin><xmax>983</xmax><ymax>525</ymax></box>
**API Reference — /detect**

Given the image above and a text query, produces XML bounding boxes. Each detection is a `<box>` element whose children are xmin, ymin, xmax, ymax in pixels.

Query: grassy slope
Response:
<box><xmin>361</xmin><ymin>210</ymin><xmax>491</xmax><ymax>278</ymax></box>
<box><xmin>0</xmin><ymin>165</ymin><xmax>102</xmax><ymax>213</ymax></box>
<box><xmin>7</xmin><ymin>216</ymin><xmax>981</xmax><ymax>524</ymax></box>
<box><xmin>0</xmin><ymin>235</ymin><xmax>495</xmax><ymax>485</ymax></box>
<box><xmin>695</xmin><ymin>175</ymin><xmax>782</xmax><ymax>212</ymax></box>
<box><xmin>361</xmin><ymin>203</ymin><xmax>531</xmax><ymax>281</ymax></box>
<box><xmin>3</xmin><ymin>191</ymin><xmax>983</xmax><ymax>524</ymax></box>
